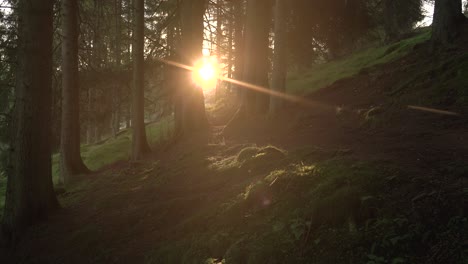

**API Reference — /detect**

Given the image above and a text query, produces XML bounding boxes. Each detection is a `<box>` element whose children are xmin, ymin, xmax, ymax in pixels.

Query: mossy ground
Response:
<box><xmin>143</xmin><ymin>145</ymin><xmax>466</xmax><ymax>264</ymax></box>
<box><xmin>0</xmin><ymin>117</ymin><xmax>173</xmax><ymax>219</ymax></box>
<box><xmin>1</xmin><ymin>30</ymin><xmax>467</xmax><ymax>263</ymax></box>
<box><xmin>287</xmin><ymin>29</ymin><xmax>430</xmax><ymax>95</ymax></box>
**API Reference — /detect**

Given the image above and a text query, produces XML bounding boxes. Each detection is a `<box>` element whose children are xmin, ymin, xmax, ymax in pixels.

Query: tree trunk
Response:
<box><xmin>2</xmin><ymin>0</ymin><xmax>58</xmax><ymax>241</ymax></box>
<box><xmin>431</xmin><ymin>0</ymin><xmax>467</xmax><ymax>47</ymax></box>
<box><xmin>241</xmin><ymin>0</ymin><xmax>272</xmax><ymax>115</ymax></box>
<box><xmin>269</xmin><ymin>0</ymin><xmax>288</xmax><ymax>116</ymax></box>
<box><xmin>112</xmin><ymin>0</ymin><xmax>123</xmax><ymax>138</ymax></box>
<box><xmin>215</xmin><ymin>0</ymin><xmax>223</xmax><ymax>100</ymax></box>
<box><xmin>175</xmin><ymin>0</ymin><xmax>209</xmax><ymax>135</ymax></box>
<box><xmin>233</xmin><ymin>0</ymin><xmax>245</xmax><ymax>100</ymax></box>
<box><xmin>60</xmin><ymin>0</ymin><xmax>90</xmax><ymax>185</ymax></box>
<box><xmin>131</xmin><ymin>0</ymin><xmax>150</xmax><ymax>160</ymax></box>
<box><xmin>226</xmin><ymin>1</ymin><xmax>234</xmax><ymax>91</ymax></box>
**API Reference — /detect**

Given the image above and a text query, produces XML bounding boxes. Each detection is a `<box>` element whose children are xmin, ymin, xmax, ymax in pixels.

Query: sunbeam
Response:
<box><xmin>157</xmin><ymin>57</ymin><xmax>461</xmax><ymax>117</ymax></box>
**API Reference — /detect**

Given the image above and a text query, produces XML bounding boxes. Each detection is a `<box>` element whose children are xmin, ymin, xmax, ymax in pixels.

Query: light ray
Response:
<box><xmin>407</xmin><ymin>105</ymin><xmax>460</xmax><ymax>116</ymax></box>
<box><xmin>157</xmin><ymin>58</ymin><xmax>461</xmax><ymax>117</ymax></box>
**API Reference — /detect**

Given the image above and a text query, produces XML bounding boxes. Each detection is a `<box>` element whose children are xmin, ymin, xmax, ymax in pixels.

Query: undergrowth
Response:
<box><xmin>52</xmin><ymin>117</ymin><xmax>174</xmax><ymax>182</ymax></box>
<box><xmin>145</xmin><ymin>143</ymin><xmax>466</xmax><ymax>263</ymax></box>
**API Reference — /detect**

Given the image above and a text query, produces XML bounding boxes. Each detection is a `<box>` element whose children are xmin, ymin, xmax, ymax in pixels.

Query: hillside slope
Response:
<box><xmin>1</xmin><ymin>32</ymin><xmax>467</xmax><ymax>264</ymax></box>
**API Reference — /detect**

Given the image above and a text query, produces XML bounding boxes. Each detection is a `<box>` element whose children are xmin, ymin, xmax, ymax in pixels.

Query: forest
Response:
<box><xmin>0</xmin><ymin>0</ymin><xmax>467</xmax><ymax>263</ymax></box>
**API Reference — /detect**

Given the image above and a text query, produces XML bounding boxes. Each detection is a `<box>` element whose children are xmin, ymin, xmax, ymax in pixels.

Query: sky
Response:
<box><xmin>421</xmin><ymin>0</ymin><xmax>468</xmax><ymax>26</ymax></box>
<box><xmin>419</xmin><ymin>2</ymin><xmax>435</xmax><ymax>27</ymax></box>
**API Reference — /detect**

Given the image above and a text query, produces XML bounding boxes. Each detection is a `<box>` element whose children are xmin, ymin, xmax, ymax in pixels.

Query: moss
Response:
<box><xmin>141</xmin><ymin>154</ymin><xmax>468</xmax><ymax>263</ymax></box>
<box><xmin>237</xmin><ymin>145</ymin><xmax>287</xmax><ymax>169</ymax></box>
<box><xmin>0</xmin><ymin>118</ymin><xmax>174</xmax><ymax>219</ymax></box>
<box><xmin>287</xmin><ymin>30</ymin><xmax>430</xmax><ymax>95</ymax></box>
<box><xmin>236</xmin><ymin>146</ymin><xmax>261</xmax><ymax>163</ymax></box>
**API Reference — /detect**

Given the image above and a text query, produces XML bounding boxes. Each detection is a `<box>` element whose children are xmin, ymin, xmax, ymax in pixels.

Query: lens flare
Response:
<box><xmin>198</xmin><ymin>64</ymin><xmax>215</xmax><ymax>81</ymax></box>
<box><xmin>192</xmin><ymin>56</ymin><xmax>219</xmax><ymax>92</ymax></box>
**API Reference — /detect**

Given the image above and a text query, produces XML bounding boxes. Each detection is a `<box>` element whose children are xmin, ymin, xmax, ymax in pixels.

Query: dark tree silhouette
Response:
<box><xmin>270</xmin><ymin>0</ymin><xmax>288</xmax><ymax>115</ymax></box>
<box><xmin>131</xmin><ymin>0</ymin><xmax>151</xmax><ymax>160</ymax></box>
<box><xmin>241</xmin><ymin>0</ymin><xmax>272</xmax><ymax>114</ymax></box>
<box><xmin>60</xmin><ymin>0</ymin><xmax>90</xmax><ymax>184</ymax></box>
<box><xmin>2</xmin><ymin>0</ymin><xmax>58</xmax><ymax>241</ymax></box>
<box><xmin>175</xmin><ymin>0</ymin><xmax>209</xmax><ymax>135</ymax></box>
<box><xmin>431</xmin><ymin>0</ymin><xmax>467</xmax><ymax>47</ymax></box>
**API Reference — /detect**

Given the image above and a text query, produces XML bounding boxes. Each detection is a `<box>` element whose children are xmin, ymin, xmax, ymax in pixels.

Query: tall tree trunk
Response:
<box><xmin>431</xmin><ymin>0</ymin><xmax>467</xmax><ymax>47</ymax></box>
<box><xmin>227</xmin><ymin>15</ymin><xmax>233</xmax><ymax>92</ymax></box>
<box><xmin>233</xmin><ymin>0</ymin><xmax>245</xmax><ymax>100</ymax></box>
<box><xmin>175</xmin><ymin>0</ymin><xmax>209</xmax><ymax>135</ymax></box>
<box><xmin>112</xmin><ymin>0</ymin><xmax>123</xmax><ymax>138</ymax></box>
<box><xmin>60</xmin><ymin>0</ymin><xmax>90</xmax><ymax>185</ymax></box>
<box><xmin>131</xmin><ymin>0</ymin><xmax>150</xmax><ymax>160</ymax></box>
<box><xmin>215</xmin><ymin>0</ymin><xmax>223</xmax><ymax>100</ymax></box>
<box><xmin>269</xmin><ymin>0</ymin><xmax>288</xmax><ymax>116</ymax></box>
<box><xmin>241</xmin><ymin>0</ymin><xmax>272</xmax><ymax>115</ymax></box>
<box><xmin>87</xmin><ymin>0</ymin><xmax>102</xmax><ymax>145</ymax></box>
<box><xmin>2</xmin><ymin>0</ymin><xmax>58</xmax><ymax>241</ymax></box>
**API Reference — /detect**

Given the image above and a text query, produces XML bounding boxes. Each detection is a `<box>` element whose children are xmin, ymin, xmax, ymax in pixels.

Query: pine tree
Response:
<box><xmin>431</xmin><ymin>0</ymin><xmax>467</xmax><ymax>47</ymax></box>
<box><xmin>241</xmin><ymin>0</ymin><xmax>272</xmax><ymax>114</ymax></box>
<box><xmin>131</xmin><ymin>0</ymin><xmax>151</xmax><ymax>160</ymax></box>
<box><xmin>2</xmin><ymin>0</ymin><xmax>58</xmax><ymax>241</ymax></box>
<box><xmin>175</xmin><ymin>0</ymin><xmax>209</xmax><ymax>135</ymax></box>
<box><xmin>270</xmin><ymin>0</ymin><xmax>288</xmax><ymax>116</ymax></box>
<box><xmin>60</xmin><ymin>0</ymin><xmax>90</xmax><ymax>185</ymax></box>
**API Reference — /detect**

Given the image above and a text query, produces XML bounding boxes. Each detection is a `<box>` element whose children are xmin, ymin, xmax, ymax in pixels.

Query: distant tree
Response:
<box><xmin>175</xmin><ymin>0</ymin><xmax>209</xmax><ymax>135</ymax></box>
<box><xmin>60</xmin><ymin>0</ymin><xmax>90</xmax><ymax>185</ymax></box>
<box><xmin>270</xmin><ymin>0</ymin><xmax>288</xmax><ymax>116</ymax></box>
<box><xmin>215</xmin><ymin>0</ymin><xmax>223</xmax><ymax>99</ymax></box>
<box><xmin>381</xmin><ymin>0</ymin><xmax>424</xmax><ymax>42</ymax></box>
<box><xmin>131</xmin><ymin>0</ymin><xmax>151</xmax><ymax>160</ymax></box>
<box><xmin>111</xmin><ymin>0</ymin><xmax>123</xmax><ymax>138</ymax></box>
<box><xmin>86</xmin><ymin>0</ymin><xmax>103</xmax><ymax>144</ymax></box>
<box><xmin>232</xmin><ymin>0</ymin><xmax>246</xmax><ymax>99</ymax></box>
<box><xmin>2</xmin><ymin>0</ymin><xmax>58</xmax><ymax>240</ymax></box>
<box><xmin>288</xmin><ymin>0</ymin><xmax>370</xmax><ymax>64</ymax></box>
<box><xmin>431</xmin><ymin>0</ymin><xmax>467</xmax><ymax>47</ymax></box>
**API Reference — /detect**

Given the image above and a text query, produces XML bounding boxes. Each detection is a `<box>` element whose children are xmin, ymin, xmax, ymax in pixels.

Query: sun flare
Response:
<box><xmin>198</xmin><ymin>64</ymin><xmax>216</xmax><ymax>81</ymax></box>
<box><xmin>192</xmin><ymin>56</ymin><xmax>219</xmax><ymax>92</ymax></box>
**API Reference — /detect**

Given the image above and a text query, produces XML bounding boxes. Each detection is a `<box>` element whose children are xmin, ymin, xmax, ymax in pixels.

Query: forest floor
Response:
<box><xmin>1</xmin><ymin>33</ymin><xmax>467</xmax><ymax>263</ymax></box>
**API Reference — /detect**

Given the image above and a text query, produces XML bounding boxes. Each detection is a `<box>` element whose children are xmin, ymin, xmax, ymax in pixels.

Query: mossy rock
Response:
<box><xmin>236</xmin><ymin>146</ymin><xmax>287</xmax><ymax>174</ymax></box>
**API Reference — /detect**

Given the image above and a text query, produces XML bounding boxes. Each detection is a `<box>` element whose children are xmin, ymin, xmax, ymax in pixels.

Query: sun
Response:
<box><xmin>192</xmin><ymin>56</ymin><xmax>219</xmax><ymax>92</ymax></box>
<box><xmin>198</xmin><ymin>64</ymin><xmax>216</xmax><ymax>81</ymax></box>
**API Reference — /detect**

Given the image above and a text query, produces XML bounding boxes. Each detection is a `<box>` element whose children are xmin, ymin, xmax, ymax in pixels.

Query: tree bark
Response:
<box><xmin>2</xmin><ymin>0</ymin><xmax>58</xmax><ymax>241</ymax></box>
<box><xmin>431</xmin><ymin>0</ymin><xmax>467</xmax><ymax>47</ymax></box>
<box><xmin>241</xmin><ymin>0</ymin><xmax>272</xmax><ymax>115</ymax></box>
<box><xmin>226</xmin><ymin>1</ymin><xmax>234</xmax><ymax>91</ymax></box>
<box><xmin>233</xmin><ymin>0</ymin><xmax>245</xmax><ymax>100</ymax></box>
<box><xmin>175</xmin><ymin>0</ymin><xmax>209</xmax><ymax>135</ymax></box>
<box><xmin>269</xmin><ymin>0</ymin><xmax>288</xmax><ymax>116</ymax></box>
<box><xmin>112</xmin><ymin>0</ymin><xmax>123</xmax><ymax>138</ymax></box>
<box><xmin>131</xmin><ymin>0</ymin><xmax>150</xmax><ymax>160</ymax></box>
<box><xmin>215</xmin><ymin>0</ymin><xmax>223</xmax><ymax>100</ymax></box>
<box><xmin>60</xmin><ymin>0</ymin><xmax>90</xmax><ymax>185</ymax></box>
